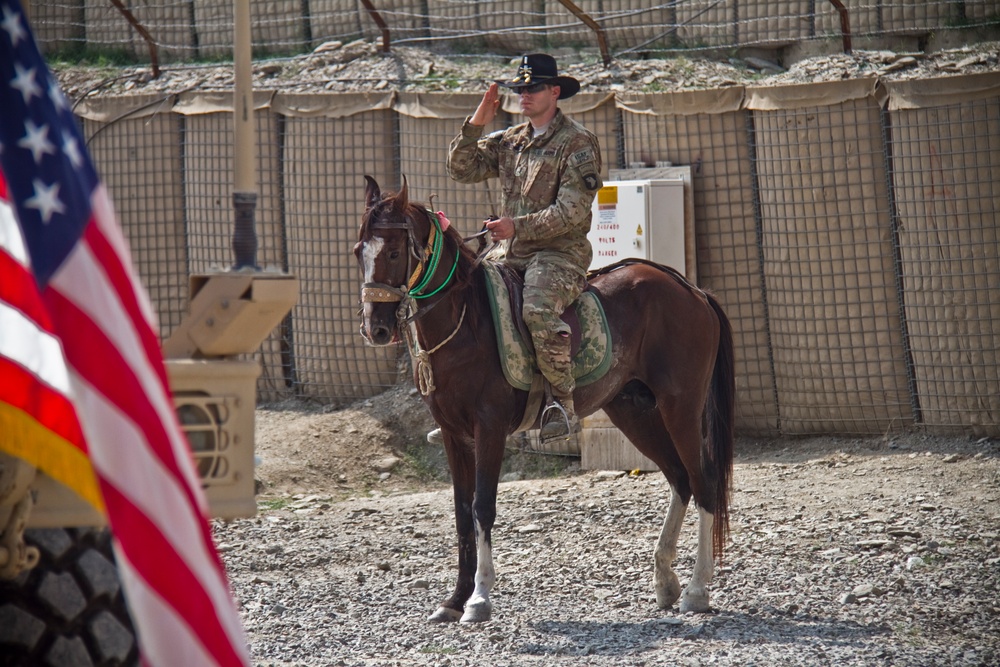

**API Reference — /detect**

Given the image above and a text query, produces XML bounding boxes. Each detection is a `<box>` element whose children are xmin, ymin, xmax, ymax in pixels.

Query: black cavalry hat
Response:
<box><xmin>495</xmin><ymin>53</ymin><xmax>581</xmax><ymax>99</ymax></box>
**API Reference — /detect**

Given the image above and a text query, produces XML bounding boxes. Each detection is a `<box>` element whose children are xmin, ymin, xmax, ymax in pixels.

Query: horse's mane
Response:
<box><xmin>439</xmin><ymin>223</ymin><xmax>481</xmax><ymax>292</ymax></box>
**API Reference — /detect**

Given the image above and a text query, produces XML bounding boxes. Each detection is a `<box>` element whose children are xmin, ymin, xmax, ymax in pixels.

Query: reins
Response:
<box><xmin>411</xmin><ymin>302</ymin><xmax>466</xmax><ymax>395</ymax></box>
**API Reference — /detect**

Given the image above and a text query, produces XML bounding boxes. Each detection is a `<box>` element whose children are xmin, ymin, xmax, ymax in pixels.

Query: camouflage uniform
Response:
<box><xmin>447</xmin><ymin>109</ymin><xmax>603</xmax><ymax>397</ymax></box>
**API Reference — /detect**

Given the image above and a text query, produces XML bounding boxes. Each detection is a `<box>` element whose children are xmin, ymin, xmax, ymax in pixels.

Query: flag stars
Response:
<box><xmin>1</xmin><ymin>3</ymin><xmax>26</xmax><ymax>46</ymax></box>
<box><xmin>49</xmin><ymin>80</ymin><xmax>70</xmax><ymax>111</ymax></box>
<box><xmin>11</xmin><ymin>62</ymin><xmax>42</xmax><ymax>104</ymax></box>
<box><xmin>24</xmin><ymin>179</ymin><xmax>65</xmax><ymax>224</ymax></box>
<box><xmin>62</xmin><ymin>132</ymin><xmax>84</xmax><ymax>168</ymax></box>
<box><xmin>18</xmin><ymin>119</ymin><xmax>55</xmax><ymax>164</ymax></box>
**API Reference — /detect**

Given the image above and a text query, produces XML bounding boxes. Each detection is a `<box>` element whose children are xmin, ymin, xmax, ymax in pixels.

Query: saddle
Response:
<box><xmin>481</xmin><ymin>261</ymin><xmax>613</xmax><ymax>431</ymax></box>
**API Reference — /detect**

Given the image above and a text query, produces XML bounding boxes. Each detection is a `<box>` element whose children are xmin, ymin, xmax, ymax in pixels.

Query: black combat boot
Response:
<box><xmin>539</xmin><ymin>397</ymin><xmax>580</xmax><ymax>443</ymax></box>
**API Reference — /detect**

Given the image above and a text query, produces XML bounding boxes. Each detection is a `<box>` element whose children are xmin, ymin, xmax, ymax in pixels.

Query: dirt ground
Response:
<box><xmin>252</xmin><ymin>383</ymin><xmax>1000</xmax><ymax>504</ymax></box>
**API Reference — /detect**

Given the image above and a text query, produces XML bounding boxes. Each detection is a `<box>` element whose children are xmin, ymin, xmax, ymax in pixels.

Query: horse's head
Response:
<box><xmin>354</xmin><ymin>175</ymin><xmax>436</xmax><ymax>345</ymax></box>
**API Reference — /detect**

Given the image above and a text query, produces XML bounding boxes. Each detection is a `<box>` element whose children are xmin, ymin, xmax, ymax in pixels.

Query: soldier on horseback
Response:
<box><xmin>444</xmin><ymin>53</ymin><xmax>604</xmax><ymax>443</ymax></box>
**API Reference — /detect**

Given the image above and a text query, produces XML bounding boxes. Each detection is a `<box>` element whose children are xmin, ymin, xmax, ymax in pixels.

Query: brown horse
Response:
<box><xmin>355</xmin><ymin>176</ymin><xmax>735</xmax><ymax>623</ymax></box>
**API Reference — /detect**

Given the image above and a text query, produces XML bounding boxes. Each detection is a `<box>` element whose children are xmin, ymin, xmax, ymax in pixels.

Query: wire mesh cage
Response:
<box><xmin>64</xmin><ymin>4</ymin><xmax>1000</xmax><ymax>436</ymax></box>
<box><xmin>32</xmin><ymin>1</ymin><xmax>998</xmax><ymax>62</ymax></box>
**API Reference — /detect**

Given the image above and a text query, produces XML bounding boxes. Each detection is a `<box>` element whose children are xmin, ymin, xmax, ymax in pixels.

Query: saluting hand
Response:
<box><xmin>470</xmin><ymin>83</ymin><xmax>501</xmax><ymax>127</ymax></box>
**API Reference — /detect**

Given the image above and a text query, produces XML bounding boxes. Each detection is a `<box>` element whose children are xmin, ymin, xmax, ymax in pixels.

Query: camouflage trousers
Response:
<box><xmin>521</xmin><ymin>258</ymin><xmax>587</xmax><ymax>398</ymax></box>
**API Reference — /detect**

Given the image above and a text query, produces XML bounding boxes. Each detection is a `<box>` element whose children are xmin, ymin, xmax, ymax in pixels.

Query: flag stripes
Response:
<box><xmin>43</xmin><ymin>200</ymin><xmax>249</xmax><ymax>666</ymax></box>
<box><xmin>0</xmin><ymin>196</ymin><xmax>100</xmax><ymax>509</ymax></box>
<box><xmin>0</xmin><ymin>1</ymin><xmax>251</xmax><ymax>663</ymax></box>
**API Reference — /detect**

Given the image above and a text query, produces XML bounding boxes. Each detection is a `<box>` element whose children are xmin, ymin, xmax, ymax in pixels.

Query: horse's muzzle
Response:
<box><xmin>359</xmin><ymin>284</ymin><xmax>405</xmax><ymax>346</ymax></box>
<box><xmin>368</xmin><ymin>324</ymin><xmax>396</xmax><ymax>346</ymax></box>
<box><xmin>359</xmin><ymin>317</ymin><xmax>400</xmax><ymax>346</ymax></box>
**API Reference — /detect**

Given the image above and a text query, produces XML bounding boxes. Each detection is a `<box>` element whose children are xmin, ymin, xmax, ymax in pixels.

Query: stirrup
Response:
<box><xmin>539</xmin><ymin>400</ymin><xmax>580</xmax><ymax>444</ymax></box>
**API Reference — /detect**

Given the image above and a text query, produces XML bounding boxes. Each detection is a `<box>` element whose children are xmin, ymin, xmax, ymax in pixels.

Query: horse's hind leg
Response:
<box><xmin>605</xmin><ymin>389</ymin><xmax>716</xmax><ymax>613</ymax></box>
<box><xmin>603</xmin><ymin>397</ymin><xmax>690</xmax><ymax>610</ymax></box>
<box><xmin>654</xmin><ymin>487</ymin><xmax>687</xmax><ymax>608</ymax></box>
<box><xmin>663</xmin><ymin>404</ymin><xmax>716</xmax><ymax>614</ymax></box>
<box><xmin>680</xmin><ymin>506</ymin><xmax>714</xmax><ymax>613</ymax></box>
<box><xmin>655</xmin><ymin>486</ymin><xmax>716</xmax><ymax>613</ymax></box>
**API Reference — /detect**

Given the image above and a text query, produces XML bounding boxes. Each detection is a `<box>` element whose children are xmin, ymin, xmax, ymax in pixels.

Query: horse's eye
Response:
<box><xmin>389</xmin><ymin>250</ymin><xmax>401</xmax><ymax>260</ymax></box>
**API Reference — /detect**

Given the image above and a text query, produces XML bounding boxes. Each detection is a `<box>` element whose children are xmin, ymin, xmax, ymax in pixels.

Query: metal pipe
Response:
<box><xmin>556</xmin><ymin>0</ymin><xmax>612</xmax><ymax>67</ymax></box>
<box><xmin>109</xmin><ymin>0</ymin><xmax>160</xmax><ymax>78</ymax></box>
<box><xmin>828</xmin><ymin>0</ymin><xmax>853</xmax><ymax>54</ymax></box>
<box><xmin>360</xmin><ymin>0</ymin><xmax>391</xmax><ymax>53</ymax></box>
<box><xmin>232</xmin><ymin>0</ymin><xmax>258</xmax><ymax>268</ymax></box>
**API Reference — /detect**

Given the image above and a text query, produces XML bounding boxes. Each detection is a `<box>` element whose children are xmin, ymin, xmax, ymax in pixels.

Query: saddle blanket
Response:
<box><xmin>482</xmin><ymin>261</ymin><xmax>613</xmax><ymax>392</ymax></box>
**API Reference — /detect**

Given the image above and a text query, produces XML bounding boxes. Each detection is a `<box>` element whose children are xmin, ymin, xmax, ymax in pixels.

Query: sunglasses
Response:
<box><xmin>517</xmin><ymin>83</ymin><xmax>551</xmax><ymax>95</ymax></box>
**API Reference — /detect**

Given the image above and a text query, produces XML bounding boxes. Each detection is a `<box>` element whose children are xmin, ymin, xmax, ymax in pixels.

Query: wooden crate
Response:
<box><xmin>579</xmin><ymin>411</ymin><xmax>657</xmax><ymax>471</ymax></box>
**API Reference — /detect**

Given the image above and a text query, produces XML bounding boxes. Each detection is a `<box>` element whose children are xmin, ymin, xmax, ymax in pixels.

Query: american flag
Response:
<box><xmin>0</xmin><ymin>1</ymin><xmax>250</xmax><ymax>664</ymax></box>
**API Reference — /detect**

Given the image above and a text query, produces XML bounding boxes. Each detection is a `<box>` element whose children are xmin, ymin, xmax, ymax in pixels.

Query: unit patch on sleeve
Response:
<box><xmin>569</xmin><ymin>147</ymin><xmax>600</xmax><ymax>192</ymax></box>
<box><xmin>569</xmin><ymin>148</ymin><xmax>596</xmax><ymax>168</ymax></box>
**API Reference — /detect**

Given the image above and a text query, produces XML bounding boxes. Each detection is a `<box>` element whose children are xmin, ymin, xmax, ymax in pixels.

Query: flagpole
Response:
<box><xmin>232</xmin><ymin>0</ymin><xmax>257</xmax><ymax>269</ymax></box>
<box><xmin>162</xmin><ymin>0</ymin><xmax>298</xmax><ymax>363</ymax></box>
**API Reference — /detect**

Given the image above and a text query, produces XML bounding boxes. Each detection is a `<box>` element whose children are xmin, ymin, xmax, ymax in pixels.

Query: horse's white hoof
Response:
<box><xmin>654</xmin><ymin>570</ymin><xmax>682</xmax><ymax>609</ymax></box>
<box><xmin>679</xmin><ymin>589</ymin><xmax>710</xmax><ymax>614</ymax></box>
<box><xmin>427</xmin><ymin>606</ymin><xmax>462</xmax><ymax>623</ymax></box>
<box><xmin>459</xmin><ymin>597</ymin><xmax>492</xmax><ymax>623</ymax></box>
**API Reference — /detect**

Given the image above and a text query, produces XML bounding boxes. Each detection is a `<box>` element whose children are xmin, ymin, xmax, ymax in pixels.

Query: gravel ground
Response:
<box><xmin>215</xmin><ymin>401</ymin><xmax>1000</xmax><ymax>667</ymax></box>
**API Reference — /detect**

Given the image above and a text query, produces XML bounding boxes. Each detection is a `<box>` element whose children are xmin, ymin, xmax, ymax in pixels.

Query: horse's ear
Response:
<box><xmin>397</xmin><ymin>175</ymin><xmax>409</xmax><ymax>210</ymax></box>
<box><xmin>364</xmin><ymin>175</ymin><xmax>380</xmax><ymax>211</ymax></box>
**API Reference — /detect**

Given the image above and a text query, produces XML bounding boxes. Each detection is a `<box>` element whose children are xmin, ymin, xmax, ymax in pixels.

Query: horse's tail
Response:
<box><xmin>705</xmin><ymin>294</ymin><xmax>736</xmax><ymax>562</ymax></box>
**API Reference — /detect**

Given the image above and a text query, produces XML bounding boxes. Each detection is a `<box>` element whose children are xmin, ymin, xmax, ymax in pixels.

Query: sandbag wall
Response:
<box><xmin>744</xmin><ymin>80</ymin><xmax>912</xmax><ymax>434</ymax></box>
<box><xmin>882</xmin><ymin>74</ymin><xmax>1000</xmax><ymax>434</ymax></box>
<box><xmin>81</xmin><ymin>94</ymin><xmax>189</xmax><ymax>341</ymax></box>
<box><xmin>76</xmin><ymin>72</ymin><xmax>1000</xmax><ymax>434</ymax></box>
<box><xmin>274</xmin><ymin>93</ymin><xmax>399</xmax><ymax>402</ymax></box>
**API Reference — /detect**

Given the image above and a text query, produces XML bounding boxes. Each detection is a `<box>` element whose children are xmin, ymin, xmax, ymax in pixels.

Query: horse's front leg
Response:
<box><xmin>428</xmin><ymin>431</ymin><xmax>476</xmax><ymax>622</ymax></box>
<box><xmin>460</xmin><ymin>511</ymin><xmax>496</xmax><ymax>622</ymax></box>
<box><xmin>460</xmin><ymin>429</ymin><xmax>505</xmax><ymax>623</ymax></box>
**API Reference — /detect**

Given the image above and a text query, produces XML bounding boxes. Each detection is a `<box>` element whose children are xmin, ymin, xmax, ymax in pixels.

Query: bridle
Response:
<box><xmin>360</xmin><ymin>207</ymin><xmax>459</xmax><ymax>309</ymax></box>
<box><xmin>359</xmin><ymin>205</ymin><xmax>465</xmax><ymax>395</ymax></box>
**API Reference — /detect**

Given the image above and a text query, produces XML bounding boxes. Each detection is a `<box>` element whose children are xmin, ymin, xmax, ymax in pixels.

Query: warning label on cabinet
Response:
<box><xmin>592</xmin><ymin>186</ymin><xmax>622</xmax><ymax>262</ymax></box>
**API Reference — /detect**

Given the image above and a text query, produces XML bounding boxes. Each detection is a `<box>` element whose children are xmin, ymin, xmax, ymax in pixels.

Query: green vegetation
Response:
<box><xmin>45</xmin><ymin>44</ymin><xmax>251</xmax><ymax>70</ymax></box>
<box><xmin>420</xmin><ymin>73</ymin><xmax>463</xmax><ymax>89</ymax></box>
<box><xmin>500</xmin><ymin>438</ymin><xmax>581</xmax><ymax>480</ymax></box>
<box><xmin>396</xmin><ymin>432</ymin><xmax>580</xmax><ymax>488</ymax></box>
<box><xmin>257</xmin><ymin>497</ymin><xmax>292</xmax><ymax>511</ymax></box>
<box><xmin>401</xmin><ymin>440</ymin><xmax>451</xmax><ymax>485</ymax></box>
<box><xmin>47</xmin><ymin>46</ymin><xmax>137</xmax><ymax>69</ymax></box>
<box><xmin>946</xmin><ymin>12</ymin><xmax>1000</xmax><ymax>29</ymax></box>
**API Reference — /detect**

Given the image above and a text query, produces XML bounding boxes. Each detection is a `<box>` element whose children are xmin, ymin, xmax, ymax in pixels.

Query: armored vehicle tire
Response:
<box><xmin>0</xmin><ymin>527</ymin><xmax>139</xmax><ymax>667</ymax></box>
